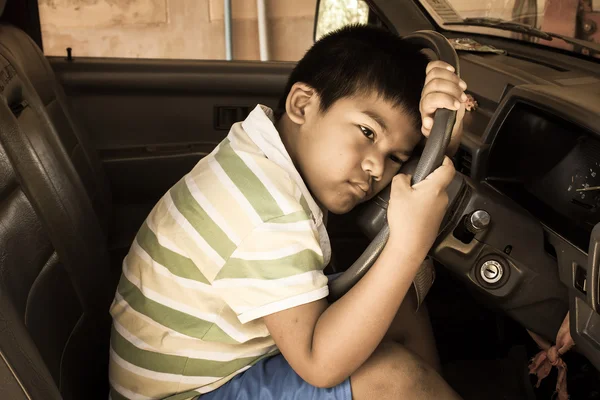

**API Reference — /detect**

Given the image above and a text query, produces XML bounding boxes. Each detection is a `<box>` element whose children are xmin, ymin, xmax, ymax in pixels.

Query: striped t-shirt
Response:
<box><xmin>108</xmin><ymin>105</ymin><xmax>332</xmax><ymax>400</ymax></box>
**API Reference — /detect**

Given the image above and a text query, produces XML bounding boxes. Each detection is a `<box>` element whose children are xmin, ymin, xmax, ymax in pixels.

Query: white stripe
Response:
<box><xmin>122</xmin><ymin>263</ymin><xmax>250</xmax><ymax>343</ymax></box>
<box><xmin>255</xmin><ymin>219</ymin><xmax>314</xmax><ymax>233</ymax></box>
<box><xmin>213</xmin><ymin>270</ymin><xmax>325</xmax><ymax>289</ymax></box>
<box><xmin>241</xmin><ymin>107</ymin><xmax>325</xmax><ymax>225</ymax></box>
<box><xmin>164</xmin><ymin>192</ymin><xmax>226</xmax><ymax>267</ymax></box>
<box><xmin>114</xmin><ymin>320</ymin><xmax>273</xmax><ymax>362</ymax></box>
<box><xmin>184</xmin><ymin>175</ymin><xmax>241</xmax><ymax>245</ymax></box>
<box><xmin>109</xmin><ymin>379</ymin><xmax>153</xmax><ymax>400</ymax></box>
<box><xmin>112</xmin><ymin>292</ymin><xmax>209</xmax><ymax>341</ymax></box>
<box><xmin>294</xmin><ymin>184</ymin><xmax>303</xmax><ymax>203</ymax></box>
<box><xmin>111</xmin><ymin>349</ymin><xmax>219</xmax><ymax>386</ymax></box>
<box><xmin>131</xmin><ymin>240</ymin><xmax>213</xmax><ymax>293</ymax></box>
<box><xmin>182</xmin><ymin>366</ymin><xmax>251</xmax><ymax>386</ymax></box>
<box><xmin>145</xmin><ymin>217</ymin><xmax>188</xmax><ymax>257</ymax></box>
<box><xmin>208</xmin><ymin>156</ymin><xmax>262</xmax><ymax>225</ymax></box>
<box><xmin>194</xmin><ymin>365</ymin><xmax>255</xmax><ymax>394</ymax></box>
<box><xmin>233</xmin><ymin>242</ymin><xmax>320</xmax><ymax>261</ymax></box>
<box><xmin>112</xmin><ymin>293</ymin><xmax>278</xmax><ymax>356</ymax></box>
<box><xmin>238</xmin><ymin>286</ymin><xmax>329</xmax><ymax>324</ymax></box>
<box><xmin>229</xmin><ymin>139</ymin><xmax>296</xmax><ymax>215</ymax></box>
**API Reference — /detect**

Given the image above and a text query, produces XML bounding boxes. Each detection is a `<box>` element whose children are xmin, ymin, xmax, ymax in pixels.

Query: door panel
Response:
<box><xmin>49</xmin><ymin>58</ymin><xmax>292</xmax><ymax>246</ymax></box>
<box><xmin>49</xmin><ymin>58</ymin><xmax>368</xmax><ymax>269</ymax></box>
<box><xmin>49</xmin><ymin>59</ymin><xmax>292</xmax><ymax>149</ymax></box>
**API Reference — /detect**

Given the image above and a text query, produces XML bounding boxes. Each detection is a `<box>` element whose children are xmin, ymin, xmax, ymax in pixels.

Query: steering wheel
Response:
<box><xmin>328</xmin><ymin>30</ymin><xmax>460</xmax><ymax>301</ymax></box>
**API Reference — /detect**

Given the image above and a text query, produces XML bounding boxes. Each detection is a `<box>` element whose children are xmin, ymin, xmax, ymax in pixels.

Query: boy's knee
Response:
<box><xmin>352</xmin><ymin>341</ymin><xmax>436</xmax><ymax>399</ymax></box>
<box><xmin>378</xmin><ymin>341</ymin><xmax>433</xmax><ymax>394</ymax></box>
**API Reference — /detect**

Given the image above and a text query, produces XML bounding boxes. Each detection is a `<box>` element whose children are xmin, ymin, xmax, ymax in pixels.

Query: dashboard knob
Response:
<box><xmin>467</xmin><ymin>210</ymin><xmax>491</xmax><ymax>233</ymax></box>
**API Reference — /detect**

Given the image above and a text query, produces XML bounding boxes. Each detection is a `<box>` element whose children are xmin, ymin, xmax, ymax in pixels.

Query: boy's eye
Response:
<box><xmin>389</xmin><ymin>155</ymin><xmax>402</xmax><ymax>164</ymax></box>
<box><xmin>360</xmin><ymin>126</ymin><xmax>374</xmax><ymax>140</ymax></box>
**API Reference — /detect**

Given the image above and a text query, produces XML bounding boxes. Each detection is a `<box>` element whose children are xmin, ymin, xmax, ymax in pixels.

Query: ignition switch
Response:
<box><xmin>475</xmin><ymin>256</ymin><xmax>510</xmax><ymax>288</ymax></box>
<box><xmin>480</xmin><ymin>260</ymin><xmax>503</xmax><ymax>284</ymax></box>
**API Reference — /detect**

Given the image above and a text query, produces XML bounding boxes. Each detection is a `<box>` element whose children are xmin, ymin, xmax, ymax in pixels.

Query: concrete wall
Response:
<box><xmin>38</xmin><ymin>0</ymin><xmax>317</xmax><ymax>61</ymax></box>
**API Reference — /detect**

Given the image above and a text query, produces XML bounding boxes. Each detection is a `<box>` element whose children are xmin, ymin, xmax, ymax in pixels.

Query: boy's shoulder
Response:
<box><xmin>139</xmin><ymin>105</ymin><xmax>330</xmax><ymax>283</ymax></box>
<box><xmin>186</xmin><ymin>114</ymin><xmax>313</xmax><ymax>233</ymax></box>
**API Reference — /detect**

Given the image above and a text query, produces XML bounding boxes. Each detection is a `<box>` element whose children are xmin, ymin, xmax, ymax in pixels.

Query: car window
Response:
<box><xmin>418</xmin><ymin>0</ymin><xmax>600</xmax><ymax>59</ymax></box>
<box><xmin>315</xmin><ymin>0</ymin><xmax>370</xmax><ymax>41</ymax></box>
<box><xmin>37</xmin><ymin>0</ymin><xmax>317</xmax><ymax>61</ymax></box>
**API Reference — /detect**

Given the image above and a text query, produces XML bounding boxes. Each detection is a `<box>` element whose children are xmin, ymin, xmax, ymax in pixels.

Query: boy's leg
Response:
<box><xmin>351</xmin><ymin>341</ymin><xmax>461</xmax><ymax>400</ymax></box>
<box><xmin>327</xmin><ymin>272</ymin><xmax>440</xmax><ymax>372</ymax></box>
<box><xmin>384</xmin><ymin>286</ymin><xmax>441</xmax><ymax>372</ymax></box>
<box><xmin>199</xmin><ymin>343</ymin><xmax>460</xmax><ymax>400</ymax></box>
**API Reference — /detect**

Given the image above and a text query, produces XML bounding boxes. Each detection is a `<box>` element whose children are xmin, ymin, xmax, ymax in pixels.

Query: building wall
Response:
<box><xmin>38</xmin><ymin>0</ymin><xmax>317</xmax><ymax>61</ymax></box>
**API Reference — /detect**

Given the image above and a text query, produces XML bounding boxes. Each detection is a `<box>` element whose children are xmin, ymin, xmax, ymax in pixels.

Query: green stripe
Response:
<box><xmin>117</xmin><ymin>275</ymin><xmax>236</xmax><ymax>342</ymax></box>
<box><xmin>299</xmin><ymin>195</ymin><xmax>311</xmax><ymax>217</ymax></box>
<box><xmin>137</xmin><ymin>222</ymin><xmax>209</xmax><ymax>284</ymax></box>
<box><xmin>269</xmin><ymin>210</ymin><xmax>311</xmax><ymax>224</ymax></box>
<box><xmin>215</xmin><ymin>249</ymin><xmax>324</xmax><ymax>280</ymax></box>
<box><xmin>170</xmin><ymin>179</ymin><xmax>236</xmax><ymax>260</ymax></box>
<box><xmin>215</xmin><ymin>140</ymin><xmax>283</xmax><ymax>221</ymax></box>
<box><xmin>112</xmin><ymin>327</ymin><xmax>264</xmax><ymax>377</ymax></box>
<box><xmin>201</xmin><ymin>321</ymin><xmax>241</xmax><ymax>343</ymax></box>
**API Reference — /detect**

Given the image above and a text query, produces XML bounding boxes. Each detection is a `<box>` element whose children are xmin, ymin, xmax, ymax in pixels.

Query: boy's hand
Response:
<box><xmin>420</xmin><ymin>61</ymin><xmax>468</xmax><ymax>156</ymax></box>
<box><xmin>263</xmin><ymin>160</ymin><xmax>455</xmax><ymax>389</ymax></box>
<box><xmin>387</xmin><ymin>156</ymin><xmax>455</xmax><ymax>262</ymax></box>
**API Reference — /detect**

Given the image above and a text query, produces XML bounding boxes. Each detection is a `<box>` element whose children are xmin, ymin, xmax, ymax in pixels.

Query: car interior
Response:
<box><xmin>0</xmin><ymin>0</ymin><xmax>599</xmax><ymax>399</ymax></box>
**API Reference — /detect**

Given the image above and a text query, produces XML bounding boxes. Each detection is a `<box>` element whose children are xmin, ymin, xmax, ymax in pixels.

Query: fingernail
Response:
<box><xmin>461</xmin><ymin>93</ymin><xmax>468</xmax><ymax>101</ymax></box>
<box><xmin>446</xmin><ymin>65</ymin><xmax>455</xmax><ymax>72</ymax></box>
<box><xmin>454</xmin><ymin>100</ymin><xmax>461</xmax><ymax>109</ymax></box>
<box><xmin>460</xmin><ymin>80</ymin><xmax>467</xmax><ymax>89</ymax></box>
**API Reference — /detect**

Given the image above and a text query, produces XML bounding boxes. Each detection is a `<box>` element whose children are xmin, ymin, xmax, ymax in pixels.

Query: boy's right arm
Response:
<box><xmin>263</xmin><ymin>157</ymin><xmax>456</xmax><ymax>388</ymax></box>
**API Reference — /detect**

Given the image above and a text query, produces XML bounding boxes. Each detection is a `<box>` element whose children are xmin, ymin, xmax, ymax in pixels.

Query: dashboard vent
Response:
<box><xmin>422</xmin><ymin>0</ymin><xmax>462</xmax><ymax>23</ymax></box>
<box><xmin>456</xmin><ymin>148</ymin><xmax>473</xmax><ymax>176</ymax></box>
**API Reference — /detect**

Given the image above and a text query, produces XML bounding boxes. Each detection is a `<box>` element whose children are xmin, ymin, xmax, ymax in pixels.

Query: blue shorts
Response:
<box><xmin>199</xmin><ymin>353</ymin><xmax>352</xmax><ymax>400</ymax></box>
<box><xmin>199</xmin><ymin>273</ymin><xmax>351</xmax><ymax>399</ymax></box>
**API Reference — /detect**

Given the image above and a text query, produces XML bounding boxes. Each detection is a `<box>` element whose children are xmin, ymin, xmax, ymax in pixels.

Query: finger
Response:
<box><xmin>424</xmin><ymin>67</ymin><xmax>467</xmax><ymax>90</ymax></box>
<box><xmin>392</xmin><ymin>173</ymin><xmax>413</xmax><ymax>190</ymax></box>
<box><xmin>422</xmin><ymin>116</ymin><xmax>433</xmax><ymax>130</ymax></box>
<box><xmin>421</xmin><ymin>92</ymin><xmax>462</xmax><ymax>114</ymax></box>
<box><xmin>421</xmin><ymin>118</ymin><xmax>432</xmax><ymax>137</ymax></box>
<box><xmin>421</xmin><ymin>78</ymin><xmax>467</xmax><ymax>104</ymax></box>
<box><xmin>426</xmin><ymin>60</ymin><xmax>455</xmax><ymax>75</ymax></box>
<box><xmin>415</xmin><ymin>156</ymin><xmax>456</xmax><ymax>189</ymax></box>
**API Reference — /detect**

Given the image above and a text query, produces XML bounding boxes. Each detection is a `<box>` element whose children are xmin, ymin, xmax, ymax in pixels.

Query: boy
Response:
<box><xmin>108</xmin><ymin>25</ymin><xmax>468</xmax><ymax>400</ymax></box>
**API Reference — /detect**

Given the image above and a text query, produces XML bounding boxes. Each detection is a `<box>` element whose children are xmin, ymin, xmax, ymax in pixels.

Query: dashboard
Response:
<box><xmin>427</xmin><ymin>49</ymin><xmax>600</xmax><ymax>372</ymax></box>
<box><xmin>484</xmin><ymin>102</ymin><xmax>600</xmax><ymax>252</ymax></box>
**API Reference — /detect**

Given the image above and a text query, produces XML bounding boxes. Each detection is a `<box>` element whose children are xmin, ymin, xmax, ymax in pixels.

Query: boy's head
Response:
<box><xmin>276</xmin><ymin>24</ymin><xmax>430</xmax><ymax>214</ymax></box>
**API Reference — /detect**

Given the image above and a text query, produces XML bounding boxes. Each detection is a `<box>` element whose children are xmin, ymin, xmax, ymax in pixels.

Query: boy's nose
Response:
<box><xmin>362</xmin><ymin>153</ymin><xmax>385</xmax><ymax>182</ymax></box>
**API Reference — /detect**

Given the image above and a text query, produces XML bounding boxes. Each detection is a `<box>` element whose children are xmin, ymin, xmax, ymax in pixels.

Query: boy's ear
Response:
<box><xmin>285</xmin><ymin>82</ymin><xmax>318</xmax><ymax>125</ymax></box>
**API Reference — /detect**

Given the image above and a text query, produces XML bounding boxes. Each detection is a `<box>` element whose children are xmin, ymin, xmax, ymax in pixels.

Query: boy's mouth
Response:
<box><xmin>350</xmin><ymin>181</ymin><xmax>370</xmax><ymax>199</ymax></box>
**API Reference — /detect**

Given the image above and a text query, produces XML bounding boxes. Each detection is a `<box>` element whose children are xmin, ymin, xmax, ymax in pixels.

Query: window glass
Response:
<box><xmin>315</xmin><ymin>0</ymin><xmax>370</xmax><ymax>41</ymax></box>
<box><xmin>37</xmin><ymin>0</ymin><xmax>317</xmax><ymax>61</ymax></box>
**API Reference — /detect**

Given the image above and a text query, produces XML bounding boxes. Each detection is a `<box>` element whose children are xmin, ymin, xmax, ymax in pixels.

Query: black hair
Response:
<box><xmin>276</xmin><ymin>24</ymin><xmax>429</xmax><ymax>128</ymax></box>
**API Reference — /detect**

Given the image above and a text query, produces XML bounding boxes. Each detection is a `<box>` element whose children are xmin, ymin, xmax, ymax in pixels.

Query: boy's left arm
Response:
<box><xmin>420</xmin><ymin>60</ymin><xmax>467</xmax><ymax>156</ymax></box>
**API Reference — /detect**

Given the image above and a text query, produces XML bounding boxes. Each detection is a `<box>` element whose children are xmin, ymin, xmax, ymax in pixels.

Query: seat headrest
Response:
<box><xmin>0</xmin><ymin>1</ymin><xmax>6</xmax><ymax>18</ymax></box>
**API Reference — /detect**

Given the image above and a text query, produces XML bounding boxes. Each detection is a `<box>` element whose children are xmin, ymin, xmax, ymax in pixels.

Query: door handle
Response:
<box><xmin>214</xmin><ymin>106</ymin><xmax>250</xmax><ymax>130</ymax></box>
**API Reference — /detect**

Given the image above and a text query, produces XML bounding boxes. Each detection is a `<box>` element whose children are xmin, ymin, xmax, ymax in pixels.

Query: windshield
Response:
<box><xmin>418</xmin><ymin>0</ymin><xmax>600</xmax><ymax>58</ymax></box>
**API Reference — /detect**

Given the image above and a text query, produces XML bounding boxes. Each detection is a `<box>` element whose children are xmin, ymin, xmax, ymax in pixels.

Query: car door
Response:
<box><xmin>37</xmin><ymin>0</ymin><xmax>373</xmax><ymax>269</ymax></box>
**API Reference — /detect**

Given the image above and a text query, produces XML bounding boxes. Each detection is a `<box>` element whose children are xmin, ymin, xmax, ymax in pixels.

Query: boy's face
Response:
<box><xmin>294</xmin><ymin>93</ymin><xmax>422</xmax><ymax>214</ymax></box>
